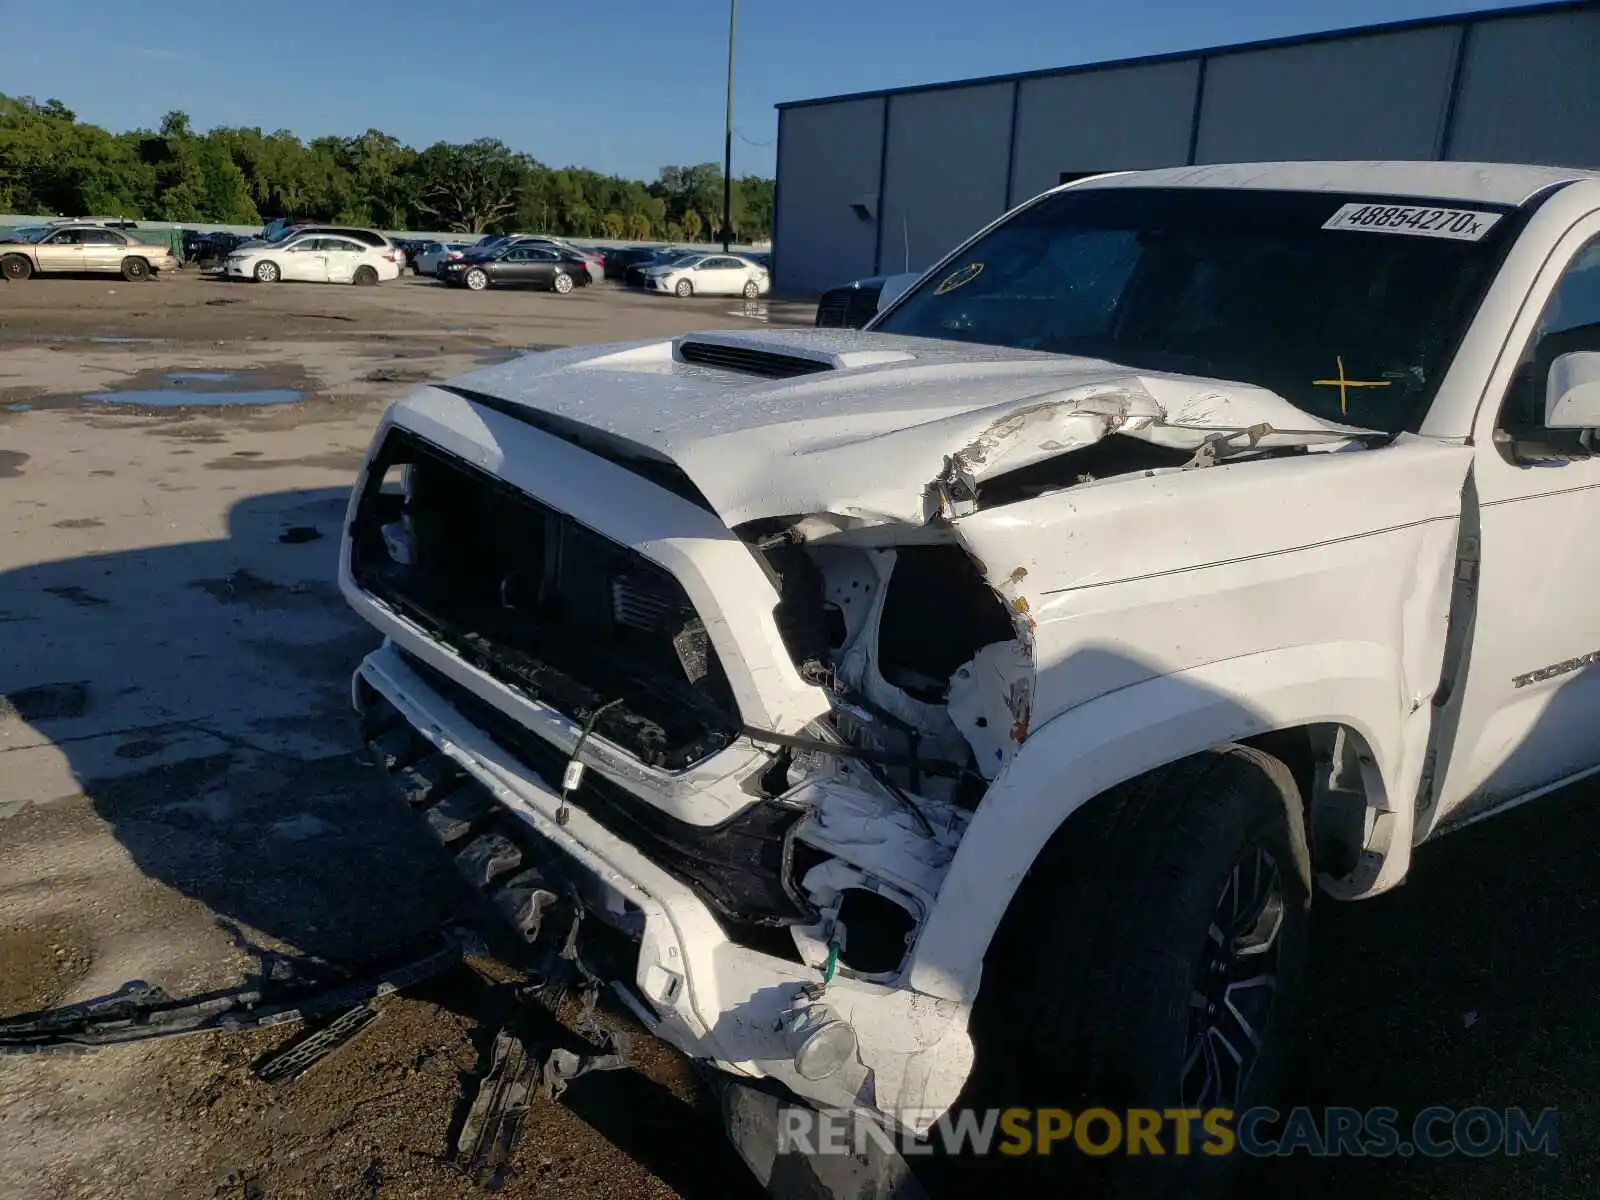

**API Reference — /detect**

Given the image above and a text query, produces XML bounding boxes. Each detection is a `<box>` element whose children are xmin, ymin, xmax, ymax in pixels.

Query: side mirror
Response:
<box><xmin>876</xmin><ymin>272</ymin><xmax>921</xmax><ymax>313</ymax></box>
<box><xmin>1545</xmin><ymin>351</ymin><xmax>1600</xmax><ymax>429</ymax></box>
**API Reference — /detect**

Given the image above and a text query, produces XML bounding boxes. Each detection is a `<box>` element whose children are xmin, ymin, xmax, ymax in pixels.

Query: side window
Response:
<box><xmin>530</xmin><ymin>248</ymin><xmax>558</xmax><ymax>262</ymax></box>
<box><xmin>47</xmin><ymin>230</ymin><xmax>81</xmax><ymax>244</ymax></box>
<box><xmin>327</xmin><ymin>239</ymin><xmax>360</xmax><ymax>253</ymax></box>
<box><xmin>1498</xmin><ymin>237</ymin><xmax>1600</xmax><ymax>440</ymax></box>
<box><xmin>83</xmin><ymin>230</ymin><xmax>126</xmax><ymax>245</ymax></box>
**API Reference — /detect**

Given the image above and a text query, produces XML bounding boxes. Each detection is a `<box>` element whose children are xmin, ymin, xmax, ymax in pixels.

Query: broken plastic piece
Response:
<box><xmin>254</xmin><ymin>1003</ymin><xmax>381</xmax><ymax>1084</ymax></box>
<box><xmin>457</xmin><ymin>1030</ymin><xmax>540</xmax><ymax>1192</ymax></box>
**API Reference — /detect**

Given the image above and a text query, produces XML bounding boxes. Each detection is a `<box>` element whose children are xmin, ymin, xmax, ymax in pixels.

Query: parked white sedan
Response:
<box><xmin>643</xmin><ymin>253</ymin><xmax>770</xmax><ymax>298</ymax></box>
<box><xmin>225</xmin><ymin>234</ymin><xmax>402</xmax><ymax>285</ymax></box>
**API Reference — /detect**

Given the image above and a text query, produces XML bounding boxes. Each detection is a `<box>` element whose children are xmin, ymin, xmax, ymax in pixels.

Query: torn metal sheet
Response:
<box><xmin>946</xmin><ymin>640</ymin><xmax>1032</xmax><ymax>780</ymax></box>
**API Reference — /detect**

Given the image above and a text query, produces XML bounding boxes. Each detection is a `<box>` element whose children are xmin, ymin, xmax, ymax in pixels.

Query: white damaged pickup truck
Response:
<box><xmin>339</xmin><ymin>161</ymin><xmax>1600</xmax><ymax>1193</ymax></box>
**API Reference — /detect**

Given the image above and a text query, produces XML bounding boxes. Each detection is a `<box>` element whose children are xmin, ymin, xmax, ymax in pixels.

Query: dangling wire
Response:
<box><xmin>555</xmin><ymin>696</ymin><xmax>629</xmax><ymax>826</ymax></box>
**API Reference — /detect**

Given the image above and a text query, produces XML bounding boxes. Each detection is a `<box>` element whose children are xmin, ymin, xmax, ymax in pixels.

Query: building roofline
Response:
<box><xmin>774</xmin><ymin>0</ymin><xmax>1596</xmax><ymax>110</ymax></box>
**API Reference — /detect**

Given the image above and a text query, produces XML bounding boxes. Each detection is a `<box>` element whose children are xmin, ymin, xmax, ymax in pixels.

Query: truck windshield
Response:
<box><xmin>873</xmin><ymin>187</ymin><xmax>1521</xmax><ymax>433</ymax></box>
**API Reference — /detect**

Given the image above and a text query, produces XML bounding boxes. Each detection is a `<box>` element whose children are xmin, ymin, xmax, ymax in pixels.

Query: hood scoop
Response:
<box><xmin>677</xmin><ymin>339</ymin><xmax>835</xmax><ymax>379</ymax></box>
<box><xmin>675</xmin><ymin>333</ymin><xmax>920</xmax><ymax>380</ymax></box>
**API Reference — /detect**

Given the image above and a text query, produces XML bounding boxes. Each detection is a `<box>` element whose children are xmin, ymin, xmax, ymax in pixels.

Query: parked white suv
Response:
<box><xmin>338</xmin><ymin>160</ymin><xmax>1600</xmax><ymax>1193</ymax></box>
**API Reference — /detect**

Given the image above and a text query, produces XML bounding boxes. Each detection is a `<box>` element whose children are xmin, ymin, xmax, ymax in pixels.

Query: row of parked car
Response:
<box><xmin>2</xmin><ymin>214</ymin><xmax>777</xmax><ymax>298</ymax></box>
<box><xmin>401</xmin><ymin>235</ymin><xmax>774</xmax><ymax>298</ymax></box>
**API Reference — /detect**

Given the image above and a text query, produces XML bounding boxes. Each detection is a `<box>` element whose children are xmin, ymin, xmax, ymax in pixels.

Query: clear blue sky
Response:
<box><xmin>6</xmin><ymin>0</ymin><xmax>1552</xmax><ymax>181</ymax></box>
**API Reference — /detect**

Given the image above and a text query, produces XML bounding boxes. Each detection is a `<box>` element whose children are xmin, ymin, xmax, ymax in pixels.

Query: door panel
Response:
<box><xmin>696</xmin><ymin>257</ymin><xmax>741</xmax><ymax>295</ymax></box>
<box><xmin>1432</xmin><ymin>222</ymin><xmax>1600</xmax><ymax>827</ymax></box>
<box><xmin>323</xmin><ymin>240</ymin><xmax>363</xmax><ymax>282</ymax></box>
<box><xmin>281</xmin><ymin>240</ymin><xmax>329</xmax><ymax>282</ymax></box>
<box><xmin>34</xmin><ymin>231</ymin><xmax>86</xmax><ymax>272</ymax></box>
<box><xmin>82</xmin><ymin>231</ymin><xmax>127</xmax><ymax>271</ymax></box>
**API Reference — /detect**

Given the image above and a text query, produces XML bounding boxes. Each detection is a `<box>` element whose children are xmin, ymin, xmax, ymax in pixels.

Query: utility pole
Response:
<box><xmin>722</xmin><ymin>0</ymin><xmax>737</xmax><ymax>251</ymax></box>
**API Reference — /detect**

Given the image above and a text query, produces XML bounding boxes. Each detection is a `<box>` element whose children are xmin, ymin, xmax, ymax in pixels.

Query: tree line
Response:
<box><xmin>0</xmin><ymin>95</ymin><xmax>775</xmax><ymax>242</ymax></box>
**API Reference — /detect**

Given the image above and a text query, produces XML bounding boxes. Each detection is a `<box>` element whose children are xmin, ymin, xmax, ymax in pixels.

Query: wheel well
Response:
<box><xmin>981</xmin><ymin>724</ymin><xmax>1388</xmax><ymax>977</ymax></box>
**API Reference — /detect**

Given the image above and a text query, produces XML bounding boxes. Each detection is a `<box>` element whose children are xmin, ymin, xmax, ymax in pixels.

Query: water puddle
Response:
<box><xmin>85</xmin><ymin>336</ymin><xmax>171</xmax><ymax>346</ymax></box>
<box><xmin>89</xmin><ymin>388</ymin><xmax>301</xmax><ymax>408</ymax></box>
<box><xmin>469</xmin><ymin>344</ymin><xmax>557</xmax><ymax>366</ymax></box>
<box><xmin>5</xmin><ymin>403</ymin><xmax>33</xmax><ymax>413</ymax></box>
<box><xmin>81</xmin><ymin>365</ymin><xmax>307</xmax><ymax>410</ymax></box>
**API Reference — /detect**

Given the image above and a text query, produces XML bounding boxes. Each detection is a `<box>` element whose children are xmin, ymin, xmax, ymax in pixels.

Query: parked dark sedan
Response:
<box><xmin>438</xmin><ymin>243</ymin><xmax>592</xmax><ymax>293</ymax></box>
<box><xmin>603</xmin><ymin>245</ymin><xmax>660</xmax><ymax>280</ymax></box>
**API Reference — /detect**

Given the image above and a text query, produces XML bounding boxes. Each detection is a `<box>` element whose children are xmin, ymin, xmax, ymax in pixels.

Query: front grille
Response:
<box><xmin>350</xmin><ymin>427</ymin><xmax>740</xmax><ymax>769</ymax></box>
<box><xmin>815</xmin><ymin>282</ymin><xmax>883</xmax><ymax>329</ymax></box>
<box><xmin>677</xmin><ymin>340</ymin><xmax>834</xmax><ymax>379</ymax></box>
<box><xmin>397</xmin><ymin>648</ymin><xmax>814</xmax><ymax>947</ymax></box>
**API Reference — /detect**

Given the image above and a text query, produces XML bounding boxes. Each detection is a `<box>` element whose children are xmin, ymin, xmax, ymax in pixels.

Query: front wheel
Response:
<box><xmin>253</xmin><ymin>260</ymin><xmax>280</xmax><ymax>283</ymax></box>
<box><xmin>551</xmin><ymin>271</ymin><xmax>574</xmax><ymax>294</ymax></box>
<box><xmin>970</xmin><ymin>745</ymin><xmax>1311</xmax><ymax>1198</ymax></box>
<box><xmin>674</xmin><ymin>278</ymin><xmax>693</xmax><ymax>298</ymax></box>
<box><xmin>464</xmin><ymin>267</ymin><xmax>489</xmax><ymax>291</ymax></box>
<box><xmin>1</xmin><ymin>254</ymin><xmax>32</xmax><ymax>282</ymax></box>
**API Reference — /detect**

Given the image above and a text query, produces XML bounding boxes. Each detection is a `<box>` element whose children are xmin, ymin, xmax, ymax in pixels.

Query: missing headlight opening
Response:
<box><xmin>738</xmin><ymin>518</ymin><xmax>1031</xmax><ymax>809</ymax></box>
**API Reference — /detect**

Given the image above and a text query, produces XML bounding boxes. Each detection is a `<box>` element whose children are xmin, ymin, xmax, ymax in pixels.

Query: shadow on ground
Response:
<box><xmin>0</xmin><ymin>486</ymin><xmax>757</xmax><ymax>1198</ymax></box>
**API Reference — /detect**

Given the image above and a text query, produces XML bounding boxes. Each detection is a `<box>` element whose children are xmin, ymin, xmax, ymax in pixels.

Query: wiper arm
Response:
<box><xmin>1179</xmin><ymin>421</ymin><xmax>1391</xmax><ymax>469</ymax></box>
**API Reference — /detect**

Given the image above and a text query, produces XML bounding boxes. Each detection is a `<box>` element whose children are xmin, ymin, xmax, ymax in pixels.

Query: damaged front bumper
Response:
<box><xmin>352</xmin><ymin>644</ymin><xmax>975</xmax><ymax>1129</ymax></box>
<box><xmin>336</xmin><ymin>391</ymin><xmax>1003</xmax><ymax>1134</ymax></box>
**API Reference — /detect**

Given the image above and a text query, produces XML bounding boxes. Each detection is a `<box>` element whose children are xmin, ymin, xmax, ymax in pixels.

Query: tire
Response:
<box><xmin>464</xmin><ymin>267</ymin><xmax>489</xmax><ymax>292</ymax></box>
<box><xmin>552</xmin><ymin>271</ymin><xmax>574</xmax><ymax>295</ymax></box>
<box><xmin>1</xmin><ymin>254</ymin><xmax>32</xmax><ymax>282</ymax></box>
<box><xmin>353</xmin><ymin>265</ymin><xmax>379</xmax><ymax>286</ymax></box>
<box><xmin>674</xmin><ymin>277</ymin><xmax>693</xmax><ymax>298</ymax></box>
<box><xmin>742</xmin><ymin>279</ymin><xmax>760</xmax><ymax>300</ymax></box>
<box><xmin>967</xmin><ymin>745</ymin><xmax>1311</xmax><ymax>1199</ymax></box>
<box><xmin>120</xmin><ymin>257</ymin><xmax>150</xmax><ymax>282</ymax></box>
<box><xmin>254</xmin><ymin>260</ymin><xmax>280</xmax><ymax>283</ymax></box>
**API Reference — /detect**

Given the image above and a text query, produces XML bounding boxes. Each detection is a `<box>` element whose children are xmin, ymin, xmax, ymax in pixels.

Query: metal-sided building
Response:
<box><xmin>771</xmin><ymin>0</ymin><xmax>1600</xmax><ymax>296</ymax></box>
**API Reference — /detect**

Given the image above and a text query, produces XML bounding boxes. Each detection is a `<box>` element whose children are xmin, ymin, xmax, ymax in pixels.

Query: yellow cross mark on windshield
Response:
<box><xmin>1312</xmin><ymin>356</ymin><xmax>1392</xmax><ymax>417</ymax></box>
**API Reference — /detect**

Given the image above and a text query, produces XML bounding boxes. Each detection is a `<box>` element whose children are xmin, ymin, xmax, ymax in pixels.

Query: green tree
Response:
<box><xmin>0</xmin><ymin>93</ymin><xmax>778</xmax><ymax>240</ymax></box>
<box><xmin>681</xmin><ymin>209</ymin><xmax>703</xmax><ymax>242</ymax></box>
<box><xmin>413</xmin><ymin>139</ymin><xmax>529</xmax><ymax>233</ymax></box>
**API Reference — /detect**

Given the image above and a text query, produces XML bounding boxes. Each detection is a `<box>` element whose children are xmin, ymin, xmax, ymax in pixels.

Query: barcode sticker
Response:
<box><xmin>1322</xmin><ymin>203</ymin><xmax>1504</xmax><ymax>241</ymax></box>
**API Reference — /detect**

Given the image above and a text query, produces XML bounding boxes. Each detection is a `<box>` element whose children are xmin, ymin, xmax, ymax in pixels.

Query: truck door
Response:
<box><xmin>1433</xmin><ymin>217</ymin><xmax>1600</xmax><ymax>826</ymax></box>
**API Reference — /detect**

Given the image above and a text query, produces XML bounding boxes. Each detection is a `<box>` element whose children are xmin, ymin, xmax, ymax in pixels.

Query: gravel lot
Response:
<box><xmin>1</xmin><ymin>270</ymin><xmax>1597</xmax><ymax>1200</ymax></box>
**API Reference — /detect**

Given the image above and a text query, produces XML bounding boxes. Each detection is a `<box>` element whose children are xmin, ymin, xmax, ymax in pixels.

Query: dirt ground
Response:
<box><xmin>2</xmin><ymin>270</ymin><xmax>1598</xmax><ymax>1200</ymax></box>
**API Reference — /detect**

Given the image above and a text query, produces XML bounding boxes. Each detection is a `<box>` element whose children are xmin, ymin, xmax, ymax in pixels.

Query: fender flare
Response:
<box><xmin>907</xmin><ymin>642</ymin><xmax>1418</xmax><ymax>1000</ymax></box>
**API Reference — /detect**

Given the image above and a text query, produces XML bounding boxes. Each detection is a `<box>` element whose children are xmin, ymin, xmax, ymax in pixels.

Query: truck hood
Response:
<box><xmin>433</xmin><ymin>327</ymin><xmax>1378</xmax><ymax>526</ymax></box>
